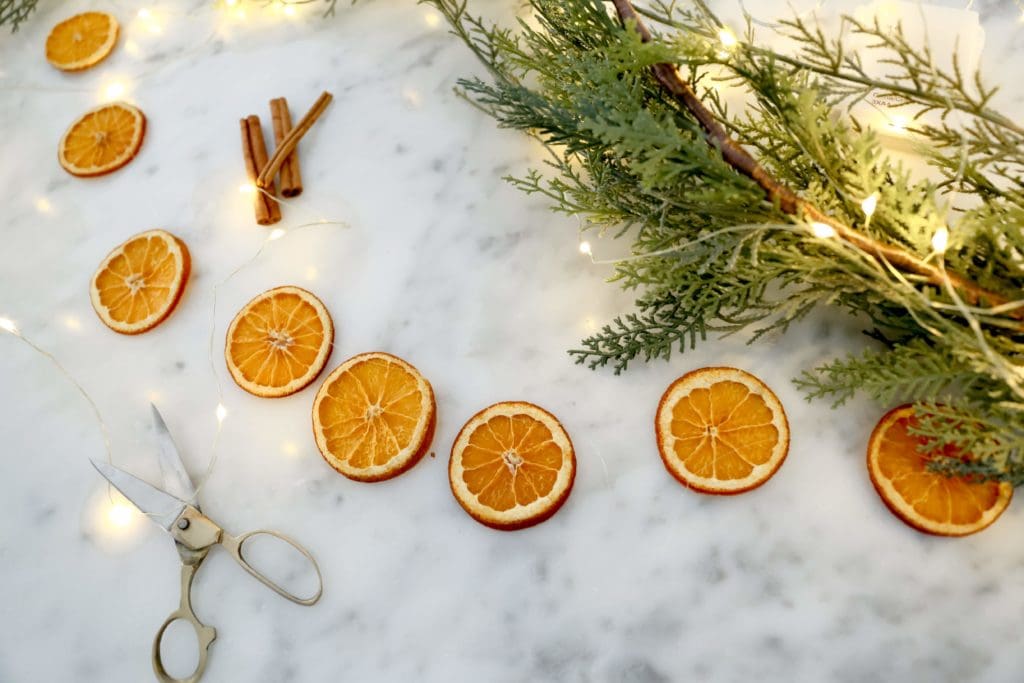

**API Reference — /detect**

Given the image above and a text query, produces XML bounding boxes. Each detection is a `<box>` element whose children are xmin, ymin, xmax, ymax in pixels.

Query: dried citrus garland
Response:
<box><xmin>655</xmin><ymin>367</ymin><xmax>790</xmax><ymax>494</ymax></box>
<box><xmin>58</xmin><ymin>102</ymin><xmax>146</xmax><ymax>177</ymax></box>
<box><xmin>45</xmin><ymin>11</ymin><xmax>119</xmax><ymax>72</ymax></box>
<box><xmin>449</xmin><ymin>401</ymin><xmax>576</xmax><ymax>530</ymax></box>
<box><xmin>312</xmin><ymin>352</ymin><xmax>436</xmax><ymax>482</ymax></box>
<box><xmin>224</xmin><ymin>286</ymin><xmax>335</xmax><ymax>398</ymax></box>
<box><xmin>90</xmin><ymin>229</ymin><xmax>191</xmax><ymax>335</ymax></box>
<box><xmin>868</xmin><ymin>405</ymin><xmax>1013</xmax><ymax>536</ymax></box>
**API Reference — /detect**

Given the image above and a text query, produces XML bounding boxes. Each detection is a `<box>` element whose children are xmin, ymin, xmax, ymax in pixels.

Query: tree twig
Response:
<box><xmin>608</xmin><ymin>0</ymin><xmax>1016</xmax><ymax>316</ymax></box>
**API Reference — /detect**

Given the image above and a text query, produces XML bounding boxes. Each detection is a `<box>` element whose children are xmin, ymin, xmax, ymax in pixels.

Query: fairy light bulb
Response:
<box><xmin>216</xmin><ymin>403</ymin><xmax>228</xmax><ymax>423</ymax></box>
<box><xmin>718</xmin><ymin>28</ymin><xmax>738</xmax><ymax>49</ymax></box>
<box><xmin>810</xmin><ymin>222</ymin><xmax>837</xmax><ymax>239</ymax></box>
<box><xmin>137</xmin><ymin>8</ymin><xmax>151</xmax><ymax>19</ymax></box>
<box><xmin>103</xmin><ymin>81</ymin><xmax>126</xmax><ymax>101</ymax></box>
<box><xmin>226</xmin><ymin>0</ymin><xmax>238</xmax><ymax>5</ymax></box>
<box><xmin>579</xmin><ymin>241</ymin><xmax>593</xmax><ymax>256</ymax></box>
<box><xmin>861</xmin><ymin>193</ymin><xmax>879</xmax><ymax>218</ymax></box>
<box><xmin>268</xmin><ymin>228</ymin><xmax>286</xmax><ymax>241</ymax></box>
<box><xmin>283</xmin><ymin>4</ymin><xmax>296</xmax><ymax>17</ymax></box>
<box><xmin>239</xmin><ymin>182</ymin><xmax>256</xmax><ymax>194</ymax></box>
<box><xmin>35</xmin><ymin>197</ymin><xmax>52</xmax><ymax>214</ymax></box>
<box><xmin>0</xmin><ymin>317</ymin><xmax>19</xmax><ymax>335</ymax></box>
<box><xmin>107</xmin><ymin>502</ymin><xmax>135</xmax><ymax>528</ymax></box>
<box><xmin>888</xmin><ymin>114</ymin><xmax>908</xmax><ymax>134</ymax></box>
<box><xmin>932</xmin><ymin>226</ymin><xmax>950</xmax><ymax>254</ymax></box>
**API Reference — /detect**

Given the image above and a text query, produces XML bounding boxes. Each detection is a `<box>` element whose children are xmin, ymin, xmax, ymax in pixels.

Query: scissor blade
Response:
<box><xmin>90</xmin><ymin>459</ymin><xmax>186</xmax><ymax>531</ymax></box>
<box><xmin>150</xmin><ymin>404</ymin><xmax>198</xmax><ymax>506</ymax></box>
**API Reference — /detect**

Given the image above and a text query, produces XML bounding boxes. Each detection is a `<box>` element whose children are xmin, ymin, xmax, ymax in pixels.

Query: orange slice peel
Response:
<box><xmin>655</xmin><ymin>367</ymin><xmax>790</xmax><ymax>494</ymax></box>
<box><xmin>90</xmin><ymin>229</ymin><xmax>191</xmax><ymax>335</ymax></box>
<box><xmin>225</xmin><ymin>286</ymin><xmax>334</xmax><ymax>398</ymax></box>
<box><xmin>312</xmin><ymin>352</ymin><xmax>436</xmax><ymax>482</ymax></box>
<box><xmin>449</xmin><ymin>401</ymin><xmax>576</xmax><ymax>530</ymax></box>
<box><xmin>867</xmin><ymin>404</ymin><xmax>1012</xmax><ymax>536</ymax></box>
<box><xmin>46</xmin><ymin>12</ymin><xmax>119</xmax><ymax>72</ymax></box>
<box><xmin>59</xmin><ymin>102</ymin><xmax>146</xmax><ymax>177</ymax></box>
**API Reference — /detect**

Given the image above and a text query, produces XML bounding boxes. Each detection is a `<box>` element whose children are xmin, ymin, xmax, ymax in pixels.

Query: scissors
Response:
<box><xmin>91</xmin><ymin>404</ymin><xmax>323</xmax><ymax>683</ymax></box>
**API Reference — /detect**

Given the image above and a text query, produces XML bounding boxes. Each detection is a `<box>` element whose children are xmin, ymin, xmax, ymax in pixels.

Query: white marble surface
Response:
<box><xmin>2</xmin><ymin>1</ymin><xmax>1024</xmax><ymax>681</ymax></box>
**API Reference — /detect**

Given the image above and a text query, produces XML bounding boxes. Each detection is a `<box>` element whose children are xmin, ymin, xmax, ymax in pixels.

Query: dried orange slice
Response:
<box><xmin>58</xmin><ymin>102</ymin><xmax>146</xmax><ymax>177</ymax></box>
<box><xmin>224</xmin><ymin>286</ymin><xmax>334</xmax><ymax>398</ymax></box>
<box><xmin>867</xmin><ymin>405</ymin><xmax>1012</xmax><ymax>536</ymax></box>
<box><xmin>90</xmin><ymin>229</ymin><xmax>191</xmax><ymax>335</ymax></box>
<box><xmin>312</xmin><ymin>352</ymin><xmax>436</xmax><ymax>482</ymax></box>
<box><xmin>655</xmin><ymin>367</ymin><xmax>790</xmax><ymax>494</ymax></box>
<box><xmin>46</xmin><ymin>12</ymin><xmax>119</xmax><ymax>72</ymax></box>
<box><xmin>449</xmin><ymin>402</ymin><xmax>575</xmax><ymax>530</ymax></box>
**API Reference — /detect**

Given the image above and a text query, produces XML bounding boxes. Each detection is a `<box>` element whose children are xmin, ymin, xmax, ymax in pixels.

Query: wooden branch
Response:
<box><xmin>609</xmin><ymin>0</ymin><xmax>1015</xmax><ymax>315</ymax></box>
<box><xmin>257</xmin><ymin>91</ymin><xmax>333</xmax><ymax>191</ymax></box>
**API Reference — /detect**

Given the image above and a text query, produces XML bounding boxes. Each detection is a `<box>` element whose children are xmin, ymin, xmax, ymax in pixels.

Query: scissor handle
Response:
<box><xmin>220</xmin><ymin>529</ymin><xmax>323</xmax><ymax>606</ymax></box>
<box><xmin>152</xmin><ymin>562</ymin><xmax>217</xmax><ymax>683</ymax></box>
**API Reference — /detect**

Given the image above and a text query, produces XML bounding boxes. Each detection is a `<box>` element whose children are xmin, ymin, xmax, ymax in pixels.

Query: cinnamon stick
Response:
<box><xmin>240</xmin><ymin>116</ymin><xmax>281</xmax><ymax>226</ymax></box>
<box><xmin>257</xmin><ymin>91</ymin><xmax>332</xmax><ymax>190</ymax></box>
<box><xmin>270</xmin><ymin>97</ymin><xmax>303</xmax><ymax>197</ymax></box>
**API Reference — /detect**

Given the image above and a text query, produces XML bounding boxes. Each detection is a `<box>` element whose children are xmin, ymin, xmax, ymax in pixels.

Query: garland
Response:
<box><xmin>427</xmin><ymin>0</ymin><xmax>1024</xmax><ymax>484</ymax></box>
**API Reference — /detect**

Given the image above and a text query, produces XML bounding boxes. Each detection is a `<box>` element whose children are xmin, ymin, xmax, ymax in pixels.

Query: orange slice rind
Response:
<box><xmin>449</xmin><ymin>401</ymin><xmax>575</xmax><ymax>530</ymax></box>
<box><xmin>59</xmin><ymin>102</ymin><xmax>146</xmax><ymax>177</ymax></box>
<box><xmin>225</xmin><ymin>286</ymin><xmax>334</xmax><ymax>398</ymax></box>
<box><xmin>867</xmin><ymin>404</ymin><xmax>1012</xmax><ymax>536</ymax></box>
<box><xmin>46</xmin><ymin>12</ymin><xmax>119</xmax><ymax>72</ymax></box>
<box><xmin>90</xmin><ymin>229</ymin><xmax>191</xmax><ymax>335</ymax></box>
<box><xmin>312</xmin><ymin>352</ymin><xmax>436</xmax><ymax>482</ymax></box>
<box><xmin>655</xmin><ymin>367</ymin><xmax>790</xmax><ymax>494</ymax></box>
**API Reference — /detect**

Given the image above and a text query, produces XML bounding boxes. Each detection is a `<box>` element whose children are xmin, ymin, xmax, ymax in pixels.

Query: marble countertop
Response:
<box><xmin>2</xmin><ymin>1</ymin><xmax>1023</xmax><ymax>681</ymax></box>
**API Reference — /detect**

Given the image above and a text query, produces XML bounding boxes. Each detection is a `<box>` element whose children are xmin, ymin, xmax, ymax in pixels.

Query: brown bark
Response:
<box><xmin>270</xmin><ymin>97</ymin><xmax>304</xmax><ymax>197</ymax></box>
<box><xmin>240</xmin><ymin>117</ymin><xmax>281</xmax><ymax>226</ymax></box>
<box><xmin>257</xmin><ymin>91</ymin><xmax>333</xmax><ymax>191</ymax></box>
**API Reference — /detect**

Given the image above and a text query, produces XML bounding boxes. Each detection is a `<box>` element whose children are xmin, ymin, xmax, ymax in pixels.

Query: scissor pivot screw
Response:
<box><xmin>177</xmin><ymin>519</ymin><xmax>190</xmax><ymax>530</ymax></box>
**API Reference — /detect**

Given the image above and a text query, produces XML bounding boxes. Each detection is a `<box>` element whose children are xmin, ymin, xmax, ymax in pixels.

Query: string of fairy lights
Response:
<box><xmin>2</xmin><ymin>0</ymin><xmax>1022</xmax><ymax>534</ymax></box>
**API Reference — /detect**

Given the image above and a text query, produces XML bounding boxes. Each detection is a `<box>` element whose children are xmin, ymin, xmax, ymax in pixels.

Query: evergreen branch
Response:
<box><xmin>608</xmin><ymin>0</ymin><xmax>1017</xmax><ymax>317</ymax></box>
<box><xmin>0</xmin><ymin>0</ymin><xmax>37</xmax><ymax>32</ymax></box>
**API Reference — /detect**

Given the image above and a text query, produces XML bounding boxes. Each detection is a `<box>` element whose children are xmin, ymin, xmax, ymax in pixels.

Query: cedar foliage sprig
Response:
<box><xmin>0</xmin><ymin>0</ymin><xmax>37</xmax><ymax>32</ymax></box>
<box><xmin>426</xmin><ymin>0</ymin><xmax>1024</xmax><ymax>484</ymax></box>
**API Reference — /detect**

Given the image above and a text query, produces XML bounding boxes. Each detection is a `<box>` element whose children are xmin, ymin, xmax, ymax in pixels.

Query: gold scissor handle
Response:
<box><xmin>152</xmin><ymin>561</ymin><xmax>217</xmax><ymax>683</ymax></box>
<box><xmin>219</xmin><ymin>529</ymin><xmax>324</xmax><ymax>606</ymax></box>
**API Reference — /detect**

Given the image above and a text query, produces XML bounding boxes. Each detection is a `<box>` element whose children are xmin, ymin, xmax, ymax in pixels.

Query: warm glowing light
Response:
<box><xmin>239</xmin><ymin>182</ymin><xmax>256</xmax><ymax>194</ymax></box>
<box><xmin>888</xmin><ymin>114</ymin><xmax>908</xmax><ymax>133</ymax></box>
<box><xmin>268</xmin><ymin>228</ymin><xmax>286</xmax><ymax>241</ymax></box>
<box><xmin>579</xmin><ymin>241</ymin><xmax>593</xmax><ymax>256</ymax></box>
<box><xmin>305</xmin><ymin>265</ymin><xmax>318</xmax><ymax>281</ymax></box>
<box><xmin>147</xmin><ymin>390</ymin><xmax>161</xmax><ymax>402</ymax></box>
<box><xmin>0</xmin><ymin>317</ymin><xmax>18</xmax><ymax>335</ymax></box>
<box><xmin>63</xmin><ymin>315</ymin><xmax>81</xmax><ymax>331</ymax></box>
<box><xmin>718</xmin><ymin>28</ymin><xmax>738</xmax><ymax>49</ymax></box>
<box><xmin>281</xmin><ymin>441</ymin><xmax>299</xmax><ymax>456</ymax></box>
<box><xmin>423</xmin><ymin>11</ymin><xmax>441</xmax><ymax>27</ymax></box>
<box><xmin>107</xmin><ymin>502</ymin><xmax>135</xmax><ymax>528</ymax></box>
<box><xmin>234</xmin><ymin>8</ymin><xmax>247</xmax><ymax>20</ymax></box>
<box><xmin>861</xmin><ymin>193</ymin><xmax>879</xmax><ymax>218</ymax></box>
<box><xmin>226</xmin><ymin>0</ymin><xmax>238</xmax><ymax>5</ymax></box>
<box><xmin>138</xmin><ymin>8</ymin><xmax>151</xmax><ymax>19</ymax></box>
<box><xmin>103</xmin><ymin>81</ymin><xmax>126</xmax><ymax>101</ymax></box>
<box><xmin>810</xmin><ymin>222</ymin><xmax>837</xmax><ymax>239</ymax></box>
<box><xmin>124</xmin><ymin>40</ymin><xmax>140</xmax><ymax>56</ymax></box>
<box><xmin>283</xmin><ymin>4</ymin><xmax>296</xmax><ymax>17</ymax></box>
<box><xmin>216</xmin><ymin>403</ymin><xmax>228</xmax><ymax>423</ymax></box>
<box><xmin>35</xmin><ymin>197</ymin><xmax>52</xmax><ymax>214</ymax></box>
<box><xmin>932</xmin><ymin>226</ymin><xmax>950</xmax><ymax>254</ymax></box>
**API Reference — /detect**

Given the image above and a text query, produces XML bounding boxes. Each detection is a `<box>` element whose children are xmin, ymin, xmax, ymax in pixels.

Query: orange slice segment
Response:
<box><xmin>449</xmin><ymin>402</ymin><xmax>575</xmax><ymax>530</ymax></box>
<box><xmin>224</xmin><ymin>286</ymin><xmax>334</xmax><ymax>398</ymax></box>
<box><xmin>46</xmin><ymin>12</ymin><xmax>119</xmax><ymax>72</ymax></box>
<box><xmin>59</xmin><ymin>102</ymin><xmax>146</xmax><ymax>177</ymax></box>
<box><xmin>312</xmin><ymin>352</ymin><xmax>436</xmax><ymax>482</ymax></box>
<box><xmin>655</xmin><ymin>367</ymin><xmax>790</xmax><ymax>494</ymax></box>
<box><xmin>90</xmin><ymin>229</ymin><xmax>191</xmax><ymax>335</ymax></box>
<box><xmin>867</xmin><ymin>405</ymin><xmax>1012</xmax><ymax>536</ymax></box>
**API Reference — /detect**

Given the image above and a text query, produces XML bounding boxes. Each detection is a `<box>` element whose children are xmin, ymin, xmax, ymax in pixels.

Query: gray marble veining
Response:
<box><xmin>1</xmin><ymin>1</ymin><xmax>1022</xmax><ymax>681</ymax></box>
